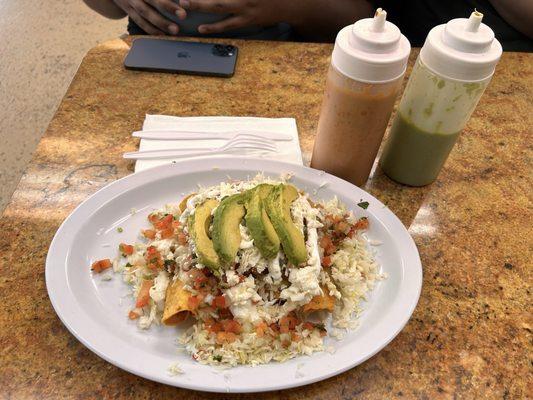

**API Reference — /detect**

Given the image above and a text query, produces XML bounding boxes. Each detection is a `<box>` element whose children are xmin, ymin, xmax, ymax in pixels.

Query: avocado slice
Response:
<box><xmin>265</xmin><ymin>184</ymin><xmax>307</xmax><ymax>265</ymax></box>
<box><xmin>212</xmin><ymin>193</ymin><xmax>247</xmax><ymax>265</ymax></box>
<box><xmin>245</xmin><ymin>184</ymin><xmax>280</xmax><ymax>259</ymax></box>
<box><xmin>188</xmin><ymin>199</ymin><xmax>220</xmax><ymax>271</ymax></box>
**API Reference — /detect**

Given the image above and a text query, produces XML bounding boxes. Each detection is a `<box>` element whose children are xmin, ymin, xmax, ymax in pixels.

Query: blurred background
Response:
<box><xmin>0</xmin><ymin>0</ymin><xmax>124</xmax><ymax>212</ymax></box>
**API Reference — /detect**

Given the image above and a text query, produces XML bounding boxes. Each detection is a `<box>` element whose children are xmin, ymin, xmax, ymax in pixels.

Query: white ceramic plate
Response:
<box><xmin>46</xmin><ymin>157</ymin><xmax>422</xmax><ymax>393</ymax></box>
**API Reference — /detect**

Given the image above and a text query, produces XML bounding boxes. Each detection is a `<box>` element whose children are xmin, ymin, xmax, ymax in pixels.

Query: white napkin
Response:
<box><xmin>135</xmin><ymin>115</ymin><xmax>304</xmax><ymax>172</ymax></box>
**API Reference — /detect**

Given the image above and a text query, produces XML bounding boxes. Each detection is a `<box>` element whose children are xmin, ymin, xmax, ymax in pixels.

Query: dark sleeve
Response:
<box><xmin>370</xmin><ymin>0</ymin><xmax>532</xmax><ymax>51</ymax></box>
<box><xmin>127</xmin><ymin>17</ymin><xmax>147</xmax><ymax>35</ymax></box>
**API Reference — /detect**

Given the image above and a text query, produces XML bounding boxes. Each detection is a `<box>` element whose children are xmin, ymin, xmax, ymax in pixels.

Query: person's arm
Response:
<box><xmin>83</xmin><ymin>0</ymin><xmax>187</xmax><ymax>35</ymax></box>
<box><xmin>83</xmin><ymin>0</ymin><xmax>127</xmax><ymax>19</ymax></box>
<box><xmin>488</xmin><ymin>0</ymin><xmax>533</xmax><ymax>38</ymax></box>
<box><xmin>178</xmin><ymin>0</ymin><xmax>373</xmax><ymax>42</ymax></box>
<box><xmin>284</xmin><ymin>0</ymin><xmax>374</xmax><ymax>41</ymax></box>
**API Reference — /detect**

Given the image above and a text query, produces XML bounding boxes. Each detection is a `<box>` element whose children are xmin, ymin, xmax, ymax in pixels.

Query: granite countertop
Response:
<box><xmin>0</xmin><ymin>37</ymin><xmax>530</xmax><ymax>399</ymax></box>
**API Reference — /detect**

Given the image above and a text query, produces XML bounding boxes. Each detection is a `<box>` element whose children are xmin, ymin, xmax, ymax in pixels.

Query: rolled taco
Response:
<box><xmin>302</xmin><ymin>289</ymin><xmax>335</xmax><ymax>313</ymax></box>
<box><xmin>178</xmin><ymin>193</ymin><xmax>196</xmax><ymax>213</ymax></box>
<box><xmin>162</xmin><ymin>278</ymin><xmax>192</xmax><ymax>325</ymax></box>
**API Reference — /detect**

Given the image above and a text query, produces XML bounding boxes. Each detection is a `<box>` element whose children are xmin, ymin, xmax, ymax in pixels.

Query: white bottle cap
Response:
<box><xmin>420</xmin><ymin>10</ymin><xmax>502</xmax><ymax>82</ymax></box>
<box><xmin>331</xmin><ymin>8</ymin><xmax>411</xmax><ymax>83</ymax></box>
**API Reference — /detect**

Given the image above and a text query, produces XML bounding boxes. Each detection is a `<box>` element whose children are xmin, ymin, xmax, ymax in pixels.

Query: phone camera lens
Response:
<box><xmin>212</xmin><ymin>44</ymin><xmax>235</xmax><ymax>57</ymax></box>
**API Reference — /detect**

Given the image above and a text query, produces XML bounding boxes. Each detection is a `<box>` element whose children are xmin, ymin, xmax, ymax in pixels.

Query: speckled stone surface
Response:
<box><xmin>0</xmin><ymin>37</ymin><xmax>531</xmax><ymax>399</ymax></box>
<box><xmin>0</xmin><ymin>0</ymin><xmax>124</xmax><ymax>212</ymax></box>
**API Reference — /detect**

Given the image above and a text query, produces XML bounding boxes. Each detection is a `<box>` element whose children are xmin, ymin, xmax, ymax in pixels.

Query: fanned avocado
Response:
<box><xmin>188</xmin><ymin>199</ymin><xmax>220</xmax><ymax>271</ymax></box>
<box><xmin>265</xmin><ymin>184</ymin><xmax>307</xmax><ymax>265</ymax></box>
<box><xmin>212</xmin><ymin>193</ymin><xmax>247</xmax><ymax>265</ymax></box>
<box><xmin>245</xmin><ymin>184</ymin><xmax>280</xmax><ymax>259</ymax></box>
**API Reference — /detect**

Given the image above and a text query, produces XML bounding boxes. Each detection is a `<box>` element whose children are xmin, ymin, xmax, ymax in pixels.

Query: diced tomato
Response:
<box><xmin>119</xmin><ymin>243</ymin><xmax>134</xmax><ymax>256</ymax></box>
<box><xmin>188</xmin><ymin>268</ymin><xmax>206</xmax><ymax>281</ymax></box>
<box><xmin>128</xmin><ymin>310</ymin><xmax>140</xmax><ymax>320</ymax></box>
<box><xmin>213</xmin><ymin>295</ymin><xmax>227</xmax><ymax>309</ymax></box>
<box><xmin>319</xmin><ymin>236</ymin><xmax>332</xmax><ymax>250</ymax></box>
<box><xmin>148</xmin><ymin>213</ymin><xmax>159</xmax><ymax>224</ymax></box>
<box><xmin>177</xmin><ymin>232</ymin><xmax>188</xmax><ymax>246</ymax></box>
<box><xmin>145</xmin><ymin>246</ymin><xmax>163</xmax><ymax>270</ymax></box>
<box><xmin>187</xmin><ymin>295</ymin><xmax>202</xmax><ymax>310</ymax></box>
<box><xmin>142</xmin><ymin>229</ymin><xmax>156</xmax><ymax>239</ymax></box>
<box><xmin>319</xmin><ymin>236</ymin><xmax>336</xmax><ymax>256</ymax></box>
<box><xmin>255</xmin><ymin>322</ymin><xmax>268</xmax><ymax>337</ymax></box>
<box><xmin>172</xmin><ymin>220</ymin><xmax>181</xmax><ymax>230</ymax></box>
<box><xmin>204</xmin><ymin>317</ymin><xmax>216</xmax><ymax>331</ymax></box>
<box><xmin>135</xmin><ymin>280</ymin><xmax>153</xmax><ymax>308</ymax></box>
<box><xmin>218</xmin><ymin>308</ymin><xmax>233</xmax><ymax>319</ymax></box>
<box><xmin>216</xmin><ymin>331</ymin><xmax>237</xmax><ymax>344</ymax></box>
<box><xmin>291</xmin><ymin>332</ymin><xmax>301</xmax><ymax>342</ymax></box>
<box><xmin>206</xmin><ymin>320</ymin><xmax>223</xmax><ymax>333</ymax></box>
<box><xmin>238</xmin><ymin>274</ymin><xmax>246</xmax><ymax>283</ymax></box>
<box><xmin>91</xmin><ymin>258</ymin><xmax>112</xmax><ymax>273</ymax></box>
<box><xmin>221</xmin><ymin>319</ymin><xmax>242</xmax><ymax>334</ymax></box>
<box><xmin>325</xmin><ymin>214</ymin><xmax>342</xmax><ymax>224</ymax></box>
<box><xmin>160</xmin><ymin>228</ymin><xmax>174</xmax><ymax>239</ymax></box>
<box><xmin>322</xmin><ymin>255</ymin><xmax>332</xmax><ymax>268</ymax></box>
<box><xmin>188</xmin><ymin>269</ymin><xmax>209</xmax><ymax>290</ymax></box>
<box><xmin>354</xmin><ymin>217</ymin><xmax>369</xmax><ymax>231</ymax></box>
<box><xmin>336</xmin><ymin>221</ymin><xmax>350</xmax><ymax>234</ymax></box>
<box><xmin>155</xmin><ymin>214</ymin><xmax>173</xmax><ymax>230</ymax></box>
<box><xmin>302</xmin><ymin>322</ymin><xmax>315</xmax><ymax>331</ymax></box>
<box><xmin>280</xmin><ymin>315</ymin><xmax>299</xmax><ymax>331</ymax></box>
<box><xmin>269</xmin><ymin>323</ymin><xmax>280</xmax><ymax>334</ymax></box>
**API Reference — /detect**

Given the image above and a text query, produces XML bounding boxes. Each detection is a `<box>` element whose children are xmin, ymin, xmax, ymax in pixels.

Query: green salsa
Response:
<box><xmin>380</xmin><ymin>112</ymin><xmax>460</xmax><ymax>186</ymax></box>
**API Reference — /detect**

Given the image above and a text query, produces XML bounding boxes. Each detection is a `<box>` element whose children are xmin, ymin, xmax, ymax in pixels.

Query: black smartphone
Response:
<box><xmin>124</xmin><ymin>38</ymin><xmax>238</xmax><ymax>77</ymax></box>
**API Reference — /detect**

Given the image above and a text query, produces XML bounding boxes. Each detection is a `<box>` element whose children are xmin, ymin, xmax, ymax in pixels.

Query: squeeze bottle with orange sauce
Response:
<box><xmin>311</xmin><ymin>9</ymin><xmax>411</xmax><ymax>186</ymax></box>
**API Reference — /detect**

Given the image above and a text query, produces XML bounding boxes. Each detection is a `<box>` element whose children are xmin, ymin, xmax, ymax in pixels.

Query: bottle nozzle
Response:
<box><xmin>372</xmin><ymin>8</ymin><xmax>387</xmax><ymax>32</ymax></box>
<box><xmin>465</xmin><ymin>10</ymin><xmax>483</xmax><ymax>32</ymax></box>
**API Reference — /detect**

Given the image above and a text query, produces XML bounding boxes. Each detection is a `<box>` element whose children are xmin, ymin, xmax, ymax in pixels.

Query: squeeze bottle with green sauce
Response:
<box><xmin>380</xmin><ymin>11</ymin><xmax>502</xmax><ymax>186</ymax></box>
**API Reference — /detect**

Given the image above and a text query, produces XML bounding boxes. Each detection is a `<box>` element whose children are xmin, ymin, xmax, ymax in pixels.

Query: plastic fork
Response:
<box><xmin>123</xmin><ymin>134</ymin><xmax>277</xmax><ymax>160</ymax></box>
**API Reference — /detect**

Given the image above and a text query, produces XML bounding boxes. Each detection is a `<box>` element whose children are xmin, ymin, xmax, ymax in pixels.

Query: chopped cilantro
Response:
<box><xmin>213</xmin><ymin>355</ymin><xmax>222</xmax><ymax>362</ymax></box>
<box><xmin>125</xmin><ymin>263</ymin><xmax>132</xmax><ymax>268</ymax></box>
<box><xmin>117</xmin><ymin>227</ymin><xmax>124</xmax><ymax>233</ymax></box>
<box><xmin>357</xmin><ymin>201</ymin><xmax>369</xmax><ymax>210</ymax></box>
<box><xmin>164</xmin><ymin>259</ymin><xmax>176</xmax><ymax>268</ymax></box>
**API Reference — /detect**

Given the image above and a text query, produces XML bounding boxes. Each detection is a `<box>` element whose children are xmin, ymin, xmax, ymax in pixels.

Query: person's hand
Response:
<box><xmin>113</xmin><ymin>0</ymin><xmax>187</xmax><ymax>35</ymax></box>
<box><xmin>178</xmin><ymin>0</ymin><xmax>288</xmax><ymax>34</ymax></box>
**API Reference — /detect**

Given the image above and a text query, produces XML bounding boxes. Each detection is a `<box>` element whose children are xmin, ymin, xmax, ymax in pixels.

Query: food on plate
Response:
<box><xmin>212</xmin><ymin>193</ymin><xmax>247</xmax><ymax>265</ymax></box>
<box><xmin>90</xmin><ymin>258</ymin><xmax>112</xmax><ymax>273</ymax></box>
<box><xmin>266</xmin><ymin>184</ymin><xmax>307</xmax><ymax>265</ymax></box>
<box><xmin>162</xmin><ymin>279</ymin><xmax>191</xmax><ymax>325</ymax></box>
<box><xmin>244</xmin><ymin>184</ymin><xmax>280</xmax><ymax>259</ymax></box>
<box><xmin>188</xmin><ymin>198</ymin><xmax>220</xmax><ymax>269</ymax></box>
<box><xmin>91</xmin><ymin>175</ymin><xmax>383</xmax><ymax>366</ymax></box>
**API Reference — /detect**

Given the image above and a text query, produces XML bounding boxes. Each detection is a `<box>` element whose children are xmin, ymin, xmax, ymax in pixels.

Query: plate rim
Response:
<box><xmin>45</xmin><ymin>156</ymin><xmax>422</xmax><ymax>393</ymax></box>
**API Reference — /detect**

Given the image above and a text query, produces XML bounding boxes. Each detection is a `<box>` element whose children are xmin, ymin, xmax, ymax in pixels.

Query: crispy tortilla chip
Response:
<box><xmin>303</xmin><ymin>289</ymin><xmax>335</xmax><ymax>313</ymax></box>
<box><xmin>162</xmin><ymin>279</ymin><xmax>192</xmax><ymax>325</ymax></box>
<box><xmin>178</xmin><ymin>193</ymin><xmax>196</xmax><ymax>213</ymax></box>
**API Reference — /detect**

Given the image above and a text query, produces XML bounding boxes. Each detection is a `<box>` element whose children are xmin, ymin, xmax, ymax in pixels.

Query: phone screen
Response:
<box><xmin>124</xmin><ymin>38</ymin><xmax>238</xmax><ymax>77</ymax></box>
